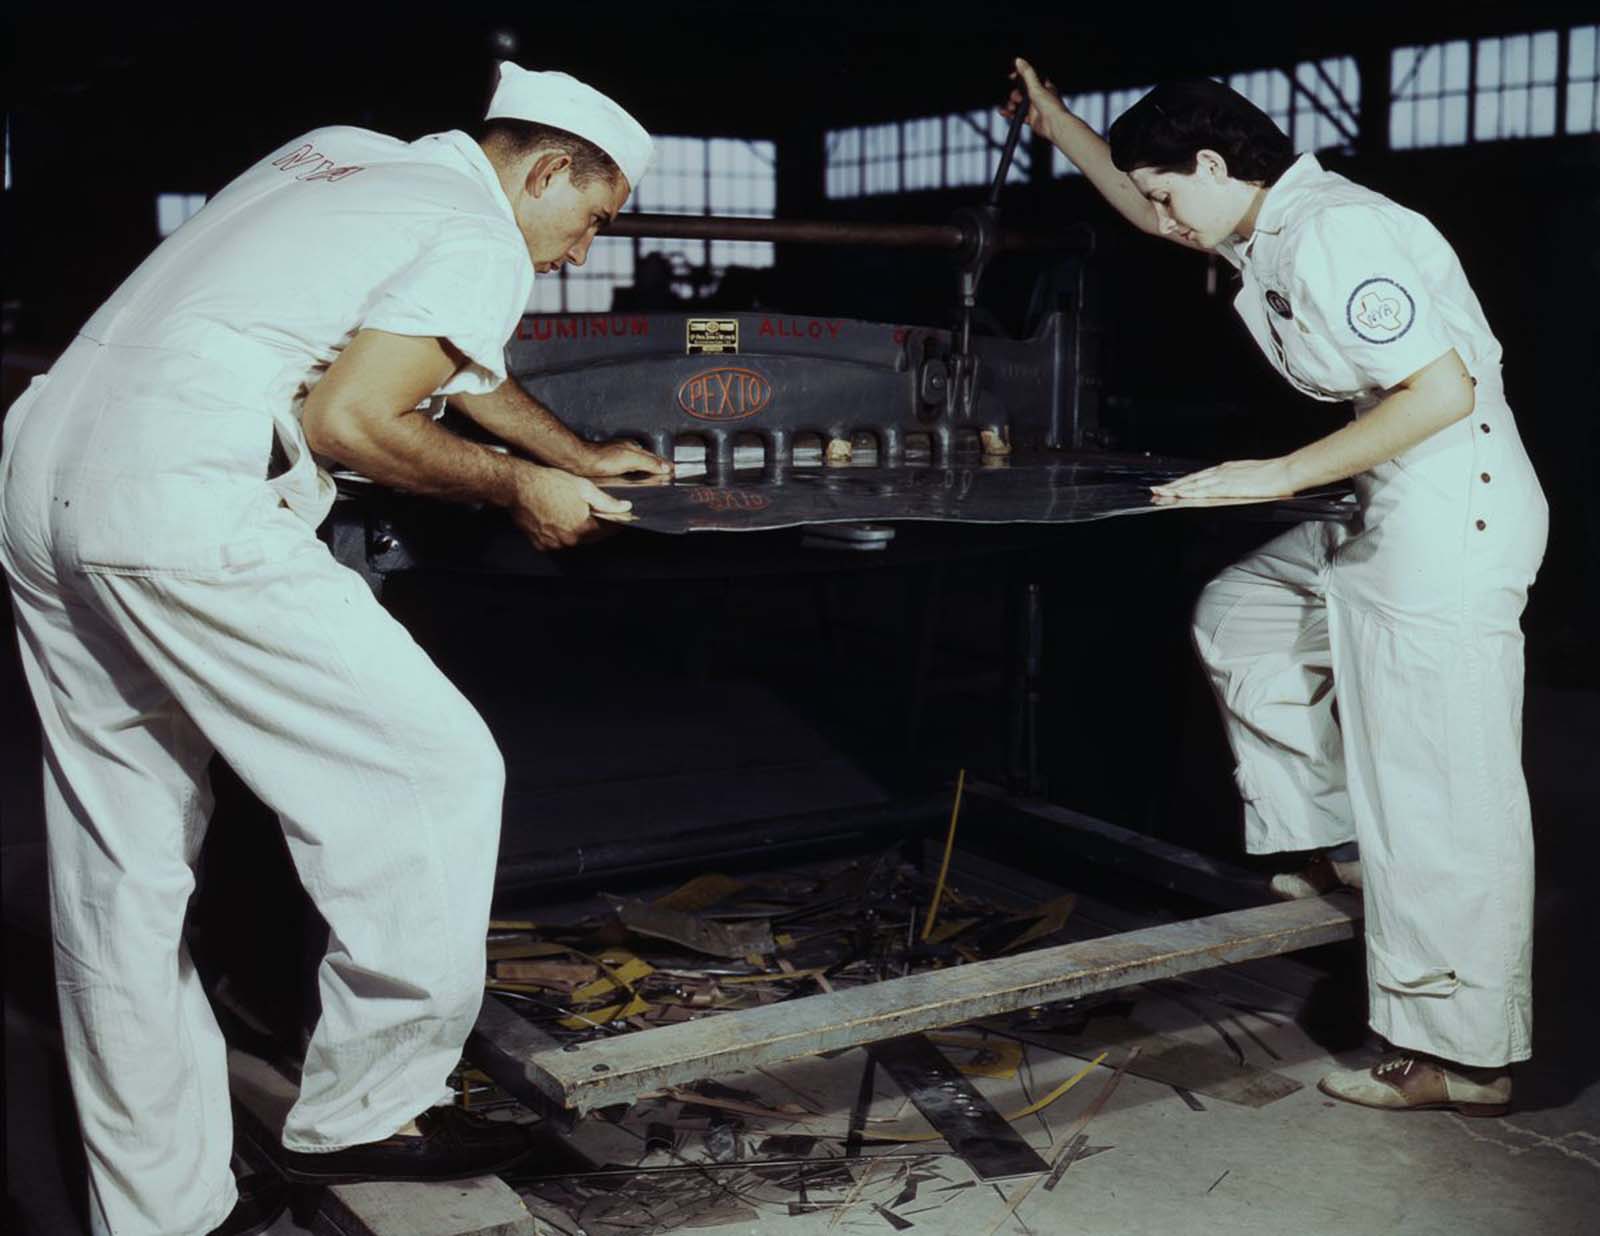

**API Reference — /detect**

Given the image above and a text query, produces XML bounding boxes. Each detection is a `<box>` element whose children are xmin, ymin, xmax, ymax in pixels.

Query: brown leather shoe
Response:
<box><xmin>1270</xmin><ymin>853</ymin><xmax>1362</xmax><ymax>901</ymax></box>
<box><xmin>273</xmin><ymin>1106</ymin><xmax>535</xmax><ymax>1185</ymax></box>
<box><xmin>1318</xmin><ymin>1052</ymin><xmax>1511</xmax><ymax>1117</ymax></box>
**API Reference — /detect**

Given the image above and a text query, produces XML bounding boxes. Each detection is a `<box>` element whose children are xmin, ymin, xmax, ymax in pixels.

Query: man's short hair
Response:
<box><xmin>479</xmin><ymin>120</ymin><xmax>623</xmax><ymax>189</ymax></box>
<box><xmin>1109</xmin><ymin>79</ymin><xmax>1295</xmax><ymax>186</ymax></box>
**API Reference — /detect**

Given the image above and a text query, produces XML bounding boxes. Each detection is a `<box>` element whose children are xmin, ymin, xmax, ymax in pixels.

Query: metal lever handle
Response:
<box><xmin>952</xmin><ymin>86</ymin><xmax>1031</xmax><ymax>410</ymax></box>
<box><xmin>985</xmin><ymin>93</ymin><xmax>1031</xmax><ymax>208</ymax></box>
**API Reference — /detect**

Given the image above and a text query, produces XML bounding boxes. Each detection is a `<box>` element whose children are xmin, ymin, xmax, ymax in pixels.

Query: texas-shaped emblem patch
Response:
<box><xmin>1346</xmin><ymin>277</ymin><xmax>1416</xmax><ymax>344</ymax></box>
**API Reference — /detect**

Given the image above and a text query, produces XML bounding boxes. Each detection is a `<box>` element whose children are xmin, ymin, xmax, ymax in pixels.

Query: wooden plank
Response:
<box><xmin>226</xmin><ymin>1048</ymin><xmax>538</xmax><ymax>1236</ymax></box>
<box><xmin>492</xmin><ymin>895</ymin><xmax>1360</xmax><ymax>1113</ymax></box>
<box><xmin>942</xmin><ymin>846</ymin><xmax>1331</xmax><ymax>1011</ymax></box>
<box><xmin>314</xmin><ymin>1180</ymin><xmax>537</xmax><ymax>1236</ymax></box>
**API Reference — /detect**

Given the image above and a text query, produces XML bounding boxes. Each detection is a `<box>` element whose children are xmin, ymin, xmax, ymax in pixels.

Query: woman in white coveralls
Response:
<box><xmin>0</xmin><ymin>65</ymin><xmax>668</xmax><ymax>1236</ymax></box>
<box><xmin>1008</xmin><ymin>63</ymin><xmax>1546</xmax><ymax>1115</ymax></box>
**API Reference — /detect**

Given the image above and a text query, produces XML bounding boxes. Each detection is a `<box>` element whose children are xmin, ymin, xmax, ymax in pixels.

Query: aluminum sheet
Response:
<box><xmin>602</xmin><ymin>456</ymin><xmax>1353</xmax><ymax>535</ymax></box>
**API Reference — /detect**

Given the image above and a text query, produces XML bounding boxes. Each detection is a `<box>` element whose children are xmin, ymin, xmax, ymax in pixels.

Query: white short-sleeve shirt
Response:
<box><xmin>81</xmin><ymin>127</ymin><xmax>535</xmax><ymax>416</ymax></box>
<box><xmin>1214</xmin><ymin>154</ymin><xmax>1503</xmax><ymax>405</ymax></box>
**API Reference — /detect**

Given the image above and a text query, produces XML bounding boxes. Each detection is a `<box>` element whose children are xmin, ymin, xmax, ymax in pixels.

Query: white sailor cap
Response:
<box><xmin>485</xmin><ymin>61</ymin><xmax>653</xmax><ymax>189</ymax></box>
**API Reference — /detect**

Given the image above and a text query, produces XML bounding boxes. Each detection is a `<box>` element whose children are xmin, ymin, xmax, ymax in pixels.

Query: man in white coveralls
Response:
<box><xmin>0</xmin><ymin>61</ymin><xmax>668</xmax><ymax>1236</ymax></box>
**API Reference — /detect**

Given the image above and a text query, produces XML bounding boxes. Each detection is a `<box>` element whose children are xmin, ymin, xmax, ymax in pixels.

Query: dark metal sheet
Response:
<box><xmin>604</xmin><ymin>456</ymin><xmax>1353</xmax><ymax>535</ymax></box>
<box><xmin>867</xmin><ymin>1034</ymin><xmax>1051</xmax><ymax>1182</ymax></box>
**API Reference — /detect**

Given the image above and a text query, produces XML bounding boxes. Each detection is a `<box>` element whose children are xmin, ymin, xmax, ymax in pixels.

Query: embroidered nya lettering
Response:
<box><xmin>269</xmin><ymin>144</ymin><xmax>365</xmax><ymax>183</ymax></box>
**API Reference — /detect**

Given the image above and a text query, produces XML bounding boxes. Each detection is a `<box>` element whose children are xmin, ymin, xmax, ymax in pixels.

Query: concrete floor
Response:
<box><xmin>13</xmin><ymin>985</ymin><xmax>1600</xmax><ymax>1236</ymax></box>
<box><xmin>248</xmin><ymin>857</ymin><xmax>1600</xmax><ymax>1236</ymax></box>
<box><xmin>499</xmin><ymin>1015</ymin><xmax>1600</xmax><ymax>1236</ymax></box>
<box><xmin>9</xmin><ymin>685</ymin><xmax>1599</xmax><ymax>1235</ymax></box>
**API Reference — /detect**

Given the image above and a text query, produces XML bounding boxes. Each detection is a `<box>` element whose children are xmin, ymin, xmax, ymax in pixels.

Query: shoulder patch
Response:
<box><xmin>1345</xmin><ymin>278</ymin><xmax>1416</xmax><ymax>344</ymax></box>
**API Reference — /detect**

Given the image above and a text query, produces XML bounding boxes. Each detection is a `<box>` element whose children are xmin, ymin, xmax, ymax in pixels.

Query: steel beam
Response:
<box><xmin>606</xmin><ymin>212</ymin><xmax>1079</xmax><ymax>253</ymax></box>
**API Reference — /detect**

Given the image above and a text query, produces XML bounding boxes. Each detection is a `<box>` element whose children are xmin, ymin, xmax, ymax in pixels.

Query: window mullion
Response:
<box><xmin>1556</xmin><ymin>25</ymin><xmax>1570</xmax><ymax>135</ymax></box>
<box><xmin>1468</xmin><ymin>37</ymin><xmax>1478</xmax><ymax>143</ymax></box>
<box><xmin>1310</xmin><ymin>58</ymin><xmax>1358</xmax><ymax>132</ymax></box>
<box><xmin>1289</xmin><ymin>68</ymin><xmax>1357</xmax><ymax>143</ymax></box>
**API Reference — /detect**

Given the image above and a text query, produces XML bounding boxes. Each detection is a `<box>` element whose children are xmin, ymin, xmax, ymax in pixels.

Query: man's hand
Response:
<box><xmin>451</xmin><ymin>384</ymin><xmax>675</xmax><ymax>478</ymax></box>
<box><xmin>571</xmin><ymin>439</ymin><xmax>674</xmax><ymax>479</ymax></box>
<box><xmin>1150</xmin><ymin>458</ymin><xmax>1297</xmax><ymax>502</ymax></box>
<box><xmin>1003</xmin><ymin>58</ymin><xmax>1070</xmax><ymax>144</ymax></box>
<box><xmin>509</xmin><ymin>464</ymin><xmax>635</xmax><ymax>550</ymax></box>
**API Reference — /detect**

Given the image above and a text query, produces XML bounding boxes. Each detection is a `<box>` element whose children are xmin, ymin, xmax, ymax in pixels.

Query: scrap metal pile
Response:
<box><xmin>479</xmin><ymin>854</ymin><xmax>1082</xmax><ymax>1039</ymax></box>
<box><xmin>451</xmin><ymin>846</ymin><xmax>1316</xmax><ymax>1234</ymax></box>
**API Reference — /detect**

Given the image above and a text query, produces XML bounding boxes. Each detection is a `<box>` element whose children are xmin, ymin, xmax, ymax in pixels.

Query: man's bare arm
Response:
<box><xmin>300</xmin><ymin>329</ymin><xmax>632</xmax><ymax>548</ymax></box>
<box><xmin>451</xmin><ymin>380</ymin><xmax>671</xmax><ymax>478</ymax></box>
<box><xmin>302</xmin><ymin>330</ymin><xmax>518</xmax><ymax>504</ymax></box>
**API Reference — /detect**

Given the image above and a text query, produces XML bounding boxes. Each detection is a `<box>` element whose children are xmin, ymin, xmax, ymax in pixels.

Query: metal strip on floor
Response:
<box><xmin>867</xmin><ymin>1034</ymin><xmax>1051</xmax><ymax>1181</ymax></box>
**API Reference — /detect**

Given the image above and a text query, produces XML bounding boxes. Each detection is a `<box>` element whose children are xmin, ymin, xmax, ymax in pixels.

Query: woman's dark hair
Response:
<box><xmin>1108</xmin><ymin>79</ymin><xmax>1295</xmax><ymax>185</ymax></box>
<box><xmin>478</xmin><ymin>120</ymin><xmax>623</xmax><ymax>189</ymax></box>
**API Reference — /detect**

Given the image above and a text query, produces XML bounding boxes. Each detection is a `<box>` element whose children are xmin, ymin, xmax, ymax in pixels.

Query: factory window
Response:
<box><xmin>1391</xmin><ymin>28</ymin><xmax>1586</xmax><ymax>148</ymax></box>
<box><xmin>947</xmin><ymin>109</ymin><xmax>1030</xmax><ymax>189</ymax></box>
<box><xmin>529</xmin><ymin>137</ymin><xmax>776</xmax><ymax>313</ymax></box>
<box><xmin>1050</xmin><ymin>88</ymin><xmax>1150</xmax><ymax>176</ymax></box>
<box><xmin>1474</xmin><ymin>31</ymin><xmax>1561</xmax><ymax>141</ymax></box>
<box><xmin>1229</xmin><ymin>69</ymin><xmax>1293</xmax><ymax>133</ymax></box>
<box><xmin>903</xmin><ymin>117</ymin><xmax>943</xmax><ymax>191</ymax></box>
<box><xmin>1050</xmin><ymin>92</ymin><xmax>1109</xmax><ymax>177</ymax></box>
<box><xmin>863</xmin><ymin>122</ymin><xmax>902</xmax><ymax>196</ymax></box>
<box><xmin>1104</xmin><ymin>87</ymin><xmax>1153</xmax><ymax>131</ymax></box>
<box><xmin>825</xmin><ymin>127</ymin><xmax>862</xmax><ymax>199</ymax></box>
<box><xmin>1565</xmin><ymin>25</ymin><xmax>1598</xmax><ymax>134</ymax></box>
<box><xmin>824</xmin><ymin>110</ymin><xmax>1029</xmax><ymax>199</ymax></box>
<box><xmin>941</xmin><ymin>112</ymin><xmax>991</xmax><ymax>189</ymax></box>
<box><xmin>547</xmin><ymin>231</ymin><xmax>637</xmax><ymax>314</ymax></box>
<box><xmin>1051</xmin><ymin>61</ymin><xmax>1357</xmax><ymax>177</ymax></box>
<box><xmin>1390</xmin><ymin>41</ymin><xmax>1472</xmax><ymax>147</ymax></box>
<box><xmin>1292</xmin><ymin>59</ymin><xmax>1362</xmax><ymax>151</ymax></box>
<box><xmin>1226</xmin><ymin>60</ymin><xmax>1361</xmax><ymax>153</ymax></box>
<box><xmin>156</xmin><ymin>193</ymin><xmax>206</xmax><ymax>237</ymax></box>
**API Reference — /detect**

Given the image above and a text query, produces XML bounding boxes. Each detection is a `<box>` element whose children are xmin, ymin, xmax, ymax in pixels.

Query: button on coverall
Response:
<box><xmin>1200</xmin><ymin>155</ymin><xmax>1547</xmax><ymax>1067</ymax></box>
<box><xmin>0</xmin><ymin>128</ymin><xmax>534</xmax><ymax>1235</ymax></box>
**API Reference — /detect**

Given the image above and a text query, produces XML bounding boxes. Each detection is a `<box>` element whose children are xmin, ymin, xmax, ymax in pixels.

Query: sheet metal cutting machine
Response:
<box><xmin>327</xmin><ymin>105</ymin><xmax>1347</xmax><ymax>582</ymax></box>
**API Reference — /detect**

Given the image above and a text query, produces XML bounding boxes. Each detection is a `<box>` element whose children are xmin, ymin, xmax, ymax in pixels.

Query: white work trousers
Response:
<box><xmin>1192</xmin><ymin>385</ymin><xmax>1547</xmax><ymax>1067</ymax></box>
<box><xmin>0</xmin><ymin>339</ymin><xmax>504</xmax><ymax>1236</ymax></box>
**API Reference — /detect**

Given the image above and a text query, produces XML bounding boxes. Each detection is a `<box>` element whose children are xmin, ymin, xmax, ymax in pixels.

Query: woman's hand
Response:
<box><xmin>1150</xmin><ymin>458</ymin><xmax>1298</xmax><ymax>502</ymax></box>
<box><xmin>1003</xmin><ymin>58</ymin><xmax>1069</xmax><ymax>144</ymax></box>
